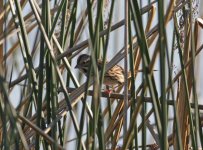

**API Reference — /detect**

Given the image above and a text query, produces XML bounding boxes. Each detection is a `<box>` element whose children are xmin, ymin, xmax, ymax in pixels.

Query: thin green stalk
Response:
<box><xmin>128</xmin><ymin>7</ymin><xmax>138</xmax><ymax>149</ymax></box>
<box><xmin>35</xmin><ymin>0</ymin><xmax>47</xmax><ymax>148</ymax></box>
<box><xmin>100</xmin><ymin>0</ymin><xmax>115</xmax><ymax>86</ymax></box>
<box><xmin>13</xmin><ymin>0</ymin><xmax>38</xmax><ymax>101</ymax></box>
<box><xmin>63</xmin><ymin>0</ymin><xmax>78</xmax><ymax>45</ymax></box>
<box><xmin>47</xmin><ymin>1</ymin><xmax>58</xmax><ymax>149</ymax></box>
<box><xmin>49</xmin><ymin>0</ymin><xmax>67</xmax><ymax>45</ymax></box>
<box><xmin>29</xmin><ymin>0</ymin><xmax>82</xmax><ymax>145</ymax></box>
<box><xmin>99</xmin><ymin>1</ymin><xmax>116</xmax><ymax>145</ymax></box>
<box><xmin>189</xmin><ymin>1</ymin><xmax>201</xmax><ymax>148</ymax></box>
<box><xmin>157</xmin><ymin>0</ymin><xmax>168</xmax><ymax>149</ymax></box>
<box><xmin>130</xmin><ymin>0</ymin><xmax>162</xmax><ymax>142</ymax></box>
<box><xmin>66</xmin><ymin>0</ymin><xmax>77</xmax><ymax>88</ymax></box>
<box><xmin>141</xmin><ymin>104</ymin><xmax>146</xmax><ymax>150</ymax></box>
<box><xmin>123</xmin><ymin>0</ymin><xmax>129</xmax><ymax>140</ymax></box>
<box><xmin>166</xmin><ymin>30</ymin><xmax>183</xmax><ymax>150</ymax></box>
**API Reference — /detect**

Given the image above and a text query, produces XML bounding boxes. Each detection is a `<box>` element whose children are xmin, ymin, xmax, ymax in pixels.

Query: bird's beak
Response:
<box><xmin>75</xmin><ymin>64</ymin><xmax>79</xmax><ymax>68</ymax></box>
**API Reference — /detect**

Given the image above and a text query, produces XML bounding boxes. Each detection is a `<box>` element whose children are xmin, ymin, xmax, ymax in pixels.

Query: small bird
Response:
<box><xmin>75</xmin><ymin>54</ymin><xmax>125</xmax><ymax>86</ymax></box>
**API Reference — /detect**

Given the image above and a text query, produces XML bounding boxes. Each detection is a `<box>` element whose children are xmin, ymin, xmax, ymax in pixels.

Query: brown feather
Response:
<box><xmin>76</xmin><ymin>55</ymin><xmax>125</xmax><ymax>86</ymax></box>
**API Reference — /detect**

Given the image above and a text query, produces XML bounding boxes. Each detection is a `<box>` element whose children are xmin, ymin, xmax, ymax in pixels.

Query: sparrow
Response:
<box><xmin>75</xmin><ymin>54</ymin><xmax>124</xmax><ymax>86</ymax></box>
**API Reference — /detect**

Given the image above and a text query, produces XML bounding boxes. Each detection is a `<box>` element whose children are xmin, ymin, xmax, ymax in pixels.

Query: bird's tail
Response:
<box><xmin>127</xmin><ymin>69</ymin><xmax>157</xmax><ymax>78</ymax></box>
